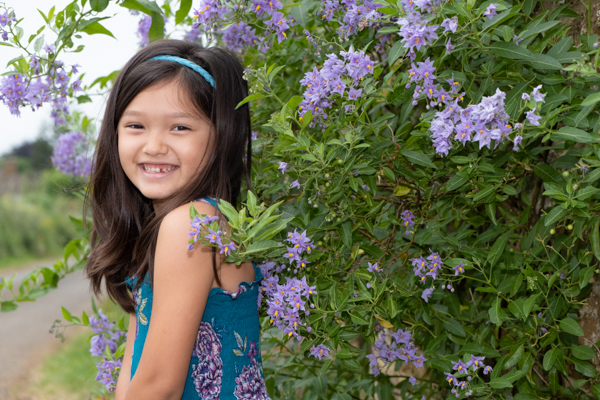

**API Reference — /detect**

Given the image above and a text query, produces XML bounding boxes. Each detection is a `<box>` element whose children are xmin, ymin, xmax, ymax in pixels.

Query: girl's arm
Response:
<box><xmin>114</xmin><ymin>312</ymin><xmax>135</xmax><ymax>400</ymax></box>
<box><xmin>124</xmin><ymin>201</ymin><xmax>216</xmax><ymax>400</ymax></box>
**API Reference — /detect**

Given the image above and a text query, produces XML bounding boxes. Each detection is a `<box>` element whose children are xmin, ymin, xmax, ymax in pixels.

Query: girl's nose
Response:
<box><xmin>143</xmin><ymin>131</ymin><xmax>168</xmax><ymax>156</ymax></box>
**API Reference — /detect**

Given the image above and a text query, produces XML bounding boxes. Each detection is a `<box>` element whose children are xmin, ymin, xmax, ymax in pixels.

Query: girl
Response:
<box><xmin>84</xmin><ymin>39</ymin><xmax>270</xmax><ymax>399</ymax></box>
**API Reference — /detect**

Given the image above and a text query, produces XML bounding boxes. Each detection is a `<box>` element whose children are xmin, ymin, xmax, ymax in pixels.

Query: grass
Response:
<box><xmin>22</xmin><ymin>297</ymin><xmax>130</xmax><ymax>400</ymax></box>
<box><xmin>0</xmin><ymin>253</ymin><xmax>62</xmax><ymax>272</ymax></box>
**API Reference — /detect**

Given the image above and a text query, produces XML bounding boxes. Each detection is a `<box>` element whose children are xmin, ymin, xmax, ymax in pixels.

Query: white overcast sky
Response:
<box><xmin>0</xmin><ymin>0</ymin><xmax>140</xmax><ymax>154</ymax></box>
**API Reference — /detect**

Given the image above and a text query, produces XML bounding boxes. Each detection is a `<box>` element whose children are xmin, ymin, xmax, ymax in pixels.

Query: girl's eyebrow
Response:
<box><xmin>122</xmin><ymin>110</ymin><xmax>197</xmax><ymax>119</ymax></box>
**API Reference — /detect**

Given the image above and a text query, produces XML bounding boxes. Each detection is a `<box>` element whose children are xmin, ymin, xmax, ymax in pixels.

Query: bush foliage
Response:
<box><xmin>2</xmin><ymin>0</ymin><xmax>600</xmax><ymax>398</ymax></box>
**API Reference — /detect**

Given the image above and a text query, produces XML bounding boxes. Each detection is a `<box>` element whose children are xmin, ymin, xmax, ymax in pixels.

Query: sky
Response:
<box><xmin>0</xmin><ymin>0</ymin><xmax>140</xmax><ymax>154</ymax></box>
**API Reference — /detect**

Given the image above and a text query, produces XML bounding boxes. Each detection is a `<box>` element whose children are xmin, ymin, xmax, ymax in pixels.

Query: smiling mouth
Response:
<box><xmin>141</xmin><ymin>164</ymin><xmax>178</xmax><ymax>173</ymax></box>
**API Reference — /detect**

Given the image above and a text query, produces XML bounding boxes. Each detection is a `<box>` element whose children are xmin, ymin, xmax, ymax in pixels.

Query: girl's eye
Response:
<box><xmin>127</xmin><ymin>124</ymin><xmax>144</xmax><ymax>129</ymax></box>
<box><xmin>173</xmin><ymin>125</ymin><xmax>190</xmax><ymax>131</ymax></box>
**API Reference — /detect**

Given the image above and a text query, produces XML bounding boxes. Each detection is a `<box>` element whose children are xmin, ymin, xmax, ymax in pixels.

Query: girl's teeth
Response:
<box><xmin>144</xmin><ymin>165</ymin><xmax>175</xmax><ymax>173</ymax></box>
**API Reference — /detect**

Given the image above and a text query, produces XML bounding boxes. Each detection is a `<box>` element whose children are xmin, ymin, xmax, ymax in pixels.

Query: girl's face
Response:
<box><xmin>117</xmin><ymin>80</ymin><xmax>211</xmax><ymax>210</ymax></box>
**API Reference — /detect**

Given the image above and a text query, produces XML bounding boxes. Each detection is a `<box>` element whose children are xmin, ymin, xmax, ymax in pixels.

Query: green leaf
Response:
<box><xmin>350</xmin><ymin>312</ymin><xmax>369</xmax><ymax>325</ymax></box>
<box><xmin>592</xmin><ymin>220</ymin><xmax>600</xmax><ymax>262</ymax></box>
<box><xmin>490</xmin><ymin>42</ymin><xmax>535</xmax><ymax>61</ymax></box>
<box><xmin>244</xmin><ymin>240</ymin><xmax>279</xmax><ymax>255</ymax></box>
<box><xmin>489</xmin><ymin>298</ymin><xmax>502</xmax><ymax>325</ymax></box>
<box><xmin>148</xmin><ymin>11</ymin><xmax>165</xmax><ymax>42</ymax></box>
<box><xmin>533</xmin><ymin>163</ymin><xmax>563</xmax><ymax>184</ymax></box>
<box><xmin>236</xmin><ymin>93</ymin><xmax>265</xmax><ymax>109</ymax></box>
<box><xmin>504</xmin><ymin>344</ymin><xmax>524</xmax><ymax>369</ymax></box>
<box><xmin>559</xmin><ymin>317</ymin><xmax>584</xmax><ymax>336</ymax></box>
<box><xmin>544</xmin><ymin>205</ymin><xmax>567</xmax><ymax>226</ymax></box>
<box><xmin>120</xmin><ymin>0</ymin><xmax>162</xmax><ymax>15</ymax></box>
<box><xmin>400</xmin><ymin>149</ymin><xmax>436</xmax><ymax>169</ymax></box>
<box><xmin>522</xmin><ymin>293</ymin><xmax>539</xmax><ymax>321</ymax></box>
<box><xmin>340</xmin><ymin>222</ymin><xmax>352</xmax><ymax>248</ymax></box>
<box><xmin>487</xmin><ymin>232</ymin><xmax>509</xmax><ymax>267</ymax></box>
<box><xmin>529</xmin><ymin>54</ymin><xmax>563</xmax><ymax>70</ymax></box>
<box><xmin>217</xmin><ymin>200</ymin><xmax>240</xmax><ymax>226</ymax></box>
<box><xmin>80</xmin><ymin>21</ymin><xmax>115</xmax><ymax>38</ymax></box>
<box><xmin>1</xmin><ymin>301</ymin><xmax>17</xmax><ymax>312</ymax></box>
<box><xmin>62</xmin><ymin>306</ymin><xmax>73</xmax><ymax>322</ymax></box>
<box><xmin>581</xmin><ymin>92</ymin><xmax>600</xmax><ymax>107</ymax></box>
<box><xmin>446</xmin><ymin>175</ymin><xmax>468</xmax><ymax>192</ymax></box>
<box><xmin>473</xmin><ymin>186</ymin><xmax>495</xmax><ymax>202</ymax></box>
<box><xmin>289</xmin><ymin>0</ymin><xmax>317</xmax><ymax>27</ymax></box>
<box><xmin>571</xmin><ymin>345</ymin><xmax>596</xmax><ymax>361</ymax></box>
<box><xmin>90</xmin><ymin>0</ymin><xmax>110</xmax><ymax>12</ymax></box>
<box><xmin>393</xmin><ymin>186</ymin><xmax>410</xmax><ymax>196</ymax></box>
<box><xmin>543</xmin><ymin>347</ymin><xmax>557</xmax><ymax>370</ymax></box>
<box><xmin>489</xmin><ymin>377</ymin><xmax>513</xmax><ymax>389</ymax></box>
<box><xmin>442</xmin><ymin>318</ymin><xmax>466</xmax><ymax>337</ymax></box>
<box><xmin>519</xmin><ymin>21</ymin><xmax>560</xmax><ymax>40</ymax></box>
<box><xmin>572</xmin><ymin>358</ymin><xmax>598</xmax><ymax>378</ymax></box>
<box><xmin>175</xmin><ymin>0</ymin><xmax>192</xmax><ymax>24</ymax></box>
<box><xmin>549</xmin><ymin>368</ymin><xmax>558</xmax><ymax>395</ymax></box>
<box><xmin>388</xmin><ymin>40</ymin><xmax>406</xmax><ymax>66</ymax></box>
<box><xmin>551</xmin><ymin>127</ymin><xmax>594</xmax><ymax>144</ymax></box>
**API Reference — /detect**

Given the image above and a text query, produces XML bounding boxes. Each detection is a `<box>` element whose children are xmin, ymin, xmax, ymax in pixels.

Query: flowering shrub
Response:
<box><xmin>50</xmin><ymin>302</ymin><xmax>127</xmax><ymax>396</ymax></box>
<box><xmin>3</xmin><ymin>0</ymin><xmax>600</xmax><ymax>398</ymax></box>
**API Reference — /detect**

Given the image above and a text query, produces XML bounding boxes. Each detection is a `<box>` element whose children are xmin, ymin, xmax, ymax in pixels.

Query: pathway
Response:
<box><xmin>0</xmin><ymin>261</ymin><xmax>95</xmax><ymax>399</ymax></box>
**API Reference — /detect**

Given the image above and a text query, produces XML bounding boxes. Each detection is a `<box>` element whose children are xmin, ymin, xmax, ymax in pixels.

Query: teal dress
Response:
<box><xmin>124</xmin><ymin>198</ymin><xmax>270</xmax><ymax>399</ymax></box>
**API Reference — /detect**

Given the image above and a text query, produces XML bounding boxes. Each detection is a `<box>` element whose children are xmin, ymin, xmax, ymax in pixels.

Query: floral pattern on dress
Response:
<box><xmin>133</xmin><ymin>287</ymin><xmax>147</xmax><ymax>342</ymax></box>
<box><xmin>192</xmin><ymin>321</ymin><xmax>224</xmax><ymax>399</ymax></box>
<box><xmin>232</xmin><ymin>332</ymin><xmax>269</xmax><ymax>400</ymax></box>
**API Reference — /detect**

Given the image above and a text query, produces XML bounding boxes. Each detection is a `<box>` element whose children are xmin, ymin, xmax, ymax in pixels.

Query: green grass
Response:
<box><xmin>25</xmin><ymin>298</ymin><xmax>130</xmax><ymax>399</ymax></box>
<box><xmin>0</xmin><ymin>253</ymin><xmax>62</xmax><ymax>272</ymax></box>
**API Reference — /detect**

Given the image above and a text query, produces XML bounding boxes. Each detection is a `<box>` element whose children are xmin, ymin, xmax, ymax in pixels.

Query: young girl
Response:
<box><xmin>84</xmin><ymin>39</ymin><xmax>270</xmax><ymax>400</ymax></box>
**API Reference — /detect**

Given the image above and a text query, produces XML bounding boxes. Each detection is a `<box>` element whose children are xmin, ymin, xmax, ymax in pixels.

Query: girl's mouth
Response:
<box><xmin>140</xmin><ymin>164</ymin><xmax>179</xmax><ymax>174</ymax></box>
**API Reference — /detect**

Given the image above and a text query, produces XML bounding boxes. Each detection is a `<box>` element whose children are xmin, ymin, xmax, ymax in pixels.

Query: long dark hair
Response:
<box><xmin>84</xmin><ymin>40</ymin><xmax>252</xmax><ymax>313</ymax></box>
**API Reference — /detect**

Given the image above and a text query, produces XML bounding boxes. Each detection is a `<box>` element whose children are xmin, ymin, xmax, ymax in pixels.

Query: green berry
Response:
<box><xmin>325</xmin><ymin>173</ymin><xmax>330</xmax><ymax>179</ymax></box>
<box><xmin>573</xmin><ymin>184</ymin><xmax>579</xmax><ymax>190</ymax></box>
<box><xmin>550</xmin><ymin>229</ymin><xmax>556</xmax><ymax>235</ymax></box>
<box><xmin>337</xmin><ymin>159</ymin><xmax>344</xmax><ymax>165</ymax></box>
<box><xmin>567</xmin><ymin>224</ymin><xmax>573</xmax><ymax>230</ymax></box>
<box><xmin>318</xmin><ymin>241</ymin><xmax>323</xmax><ymax>246</ymax></box>
<box><xmin>325</xmin><ymin>182</ymin><xmax>330</xmax><ymax>187</ymax></box>
<box><xmin>562</xmin><ymin>171</ymin><xmax>570</xmax><ymax>178</ymax></box>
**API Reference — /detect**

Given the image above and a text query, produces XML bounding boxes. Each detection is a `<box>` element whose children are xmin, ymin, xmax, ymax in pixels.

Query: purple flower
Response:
<box><xmin>526</xmin><ymin>108</ymin><xmax>541</xmax><ymax>126</ymax></box>
<box><xmin>367</xmin><ymin>262</ymin><xmax>383</xmax><ymax>277</ymax></box>
<box><xmin>348</xmin><ymin>87</ymin><xmax>362</xmax><ymax>100</ymax></box>
<box><xmin>445</xmin><ymin>38</ymin><xmax>455</xmax><ymax>52</ymax></box>
<box><xmin>513</xmin><ymin>135</ymin><xmax>522</xmax><ymax>151</ymax></box>
<box><xmin>290</xmin><ymin>180</ymin><xmax>300</xmax><ymax>189</ymax></box>
<box><xmin>445</xmin><ymin>372</ymin><xmax>458</xmax><ymax>386</ymax></box>
<box><xmin>366</xmin><ymin>353</ymin><xmax>380</xmax><ymax>376</ymax></box>
<box><xmin>51</xmin><ymin>132</ymin><xmax>94</xmax><ymax>177</ymax></box>
<box><xmin>484</xmin><ymin>4</ymin><xmax>498</xmax><ymax>19</ymax></box>
<box><xmin>309</xmin><ymin>344</ymin><xmax>330</xmax><ymax>360</ymax></box>
<box><xmin>441</xmin><ymin>17</ymin><xmax>458</xmax><ymax>33</ymax></box>
<box><xmin>366</xmin><ymin>283</ymin><xmax>371</xmax><ymax>289</ymax></box>
<box><xmin>452</xmin><ymin>359</ymin><xmax>468</xmax><ymax>374</ymax></box>
<box><xmin>532</xmin><ymin>85</ymin><xmax>546</xmax><ymax>103</ymax></box>
<box><xmin>95</xmin><ymin>358</ymin><xmax>122</xmax><ymax>393</ymax></box>
<box><xmin>401</xmin><ymin>210</ymin><xmax>415</xmax><ymax>231</ymax></box>
<box><xmin>513</xmin><ymin>35</ymin><xmax>523</xmax><ymax>45</ymax></box>
<box><xmin>278</xmin><ymin>161</ymin><xmax>288</xmax><ymax>174</ymax></box>
<box><xmin>521</xmin><ymin>92</ymin><xmax>530</xmax><ymax>101</ymax></box>
<box><xmin>466</xmin><ymin>354</ymin><xmax>486</xmax><ymax>371</ymax></box>
<box><xmin>453</xmin><ymin>262</ymin><xmax>466</xmax><ymax>276</ymax></box>
<box><xmin>483</xmin><ymin>365</ymin><xmax>493</xmax><ymax>375</ymax></box>
<box><xmin>409</xmin><ymin>376</ymin><xmax>417</xmax><ymax>385</ymax></box>
<box><xmin>390</xmin><ymin>328</ymin><xmax>412</xmax><ymax>345</ymax></box>
<box><xmin>204</xmin><ymin>229</ymin><xmax>223</xmax><ymax>244</ymax></box>
<box><xmin>219</xmin><ymin>242</ymin><xmax>236</xmax><ymax>256</ymax></box>
<box><xmin>43</xmin><ymin>43</ymin><xmax>56</xmax><ymax>53</ymax></box>
<box><xmin>421</xmin><ymin>287</ymin><xmax>434</xmax><ymax>302</ymax></box>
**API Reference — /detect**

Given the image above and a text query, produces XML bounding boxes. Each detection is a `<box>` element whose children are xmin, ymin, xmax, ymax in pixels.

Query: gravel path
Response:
<box><xmin>0</xmin><ymin>261</ymin><xmax>95</xmax><ymax>399</ymax></box>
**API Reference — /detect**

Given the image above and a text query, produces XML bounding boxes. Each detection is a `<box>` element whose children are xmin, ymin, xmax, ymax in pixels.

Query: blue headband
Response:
<box><xmin>149</xmin><ymin>55</ymin><xmax>215</xmax><ymax>88</ymax></box>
